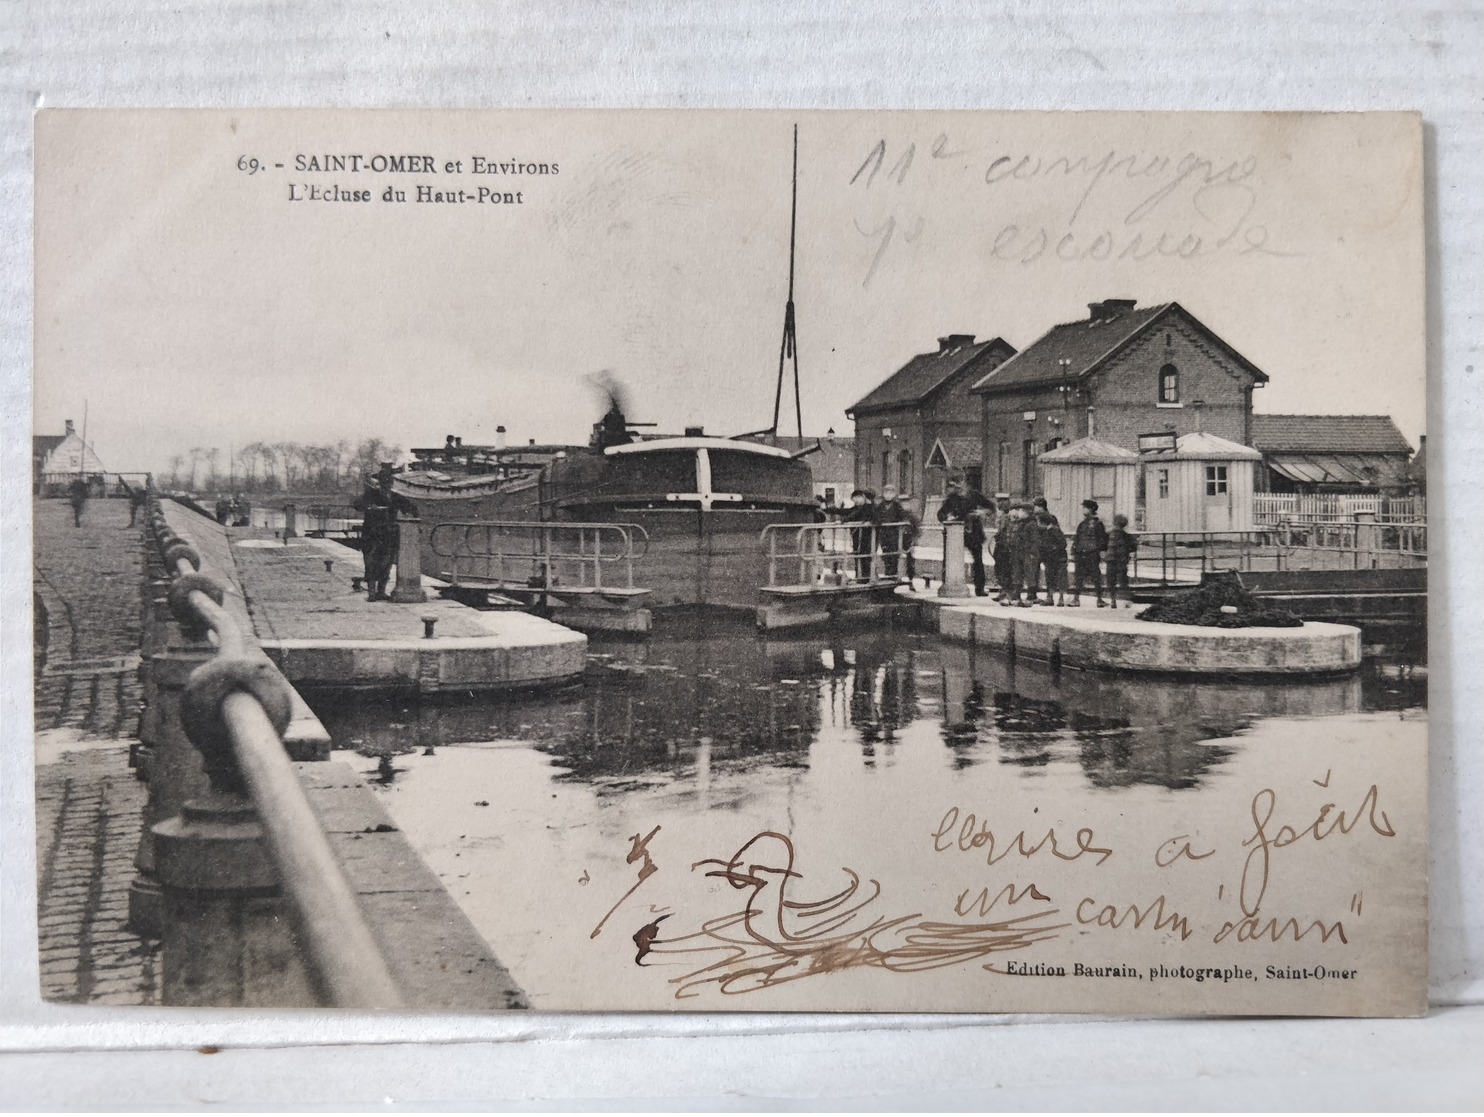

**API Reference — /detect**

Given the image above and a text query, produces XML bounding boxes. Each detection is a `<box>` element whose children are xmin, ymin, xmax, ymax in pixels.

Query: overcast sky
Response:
<box><xmin>35</xmin><ymin>110</ymin><xmax>1424</xmax><ymax>473</ymax></box>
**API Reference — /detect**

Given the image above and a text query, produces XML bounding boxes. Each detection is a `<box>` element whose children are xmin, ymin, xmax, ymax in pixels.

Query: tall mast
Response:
<box><xmin>770</xmin><ymin>124</ymin><xmax>803</xmax><ymax>440</ymax></box>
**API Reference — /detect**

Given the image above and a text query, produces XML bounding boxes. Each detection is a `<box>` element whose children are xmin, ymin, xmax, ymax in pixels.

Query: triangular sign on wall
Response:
<box><xmin>926</xmin><ymin>439</ymin><xmax>950</xmax><ymax>468</ymax></box>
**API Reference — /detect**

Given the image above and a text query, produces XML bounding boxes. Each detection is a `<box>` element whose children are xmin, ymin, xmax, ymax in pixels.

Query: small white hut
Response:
<box><xmin>1141</xmin><ymin>431</ymin><xmax>1261</xmax><ymax>533</ymax></box>
<box><xmin>1038</xmin><ymin>437</ymin><xmax>1140</xmax><ymax>529</ymax></box>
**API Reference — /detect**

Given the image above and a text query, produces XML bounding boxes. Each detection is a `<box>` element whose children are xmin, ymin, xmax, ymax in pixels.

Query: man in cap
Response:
<box><xmin>936</xmin><ymin>475</ymin><xmax>995</xmax><ymax>595</ymax></box>
<box><xmin>1070</xmin><ymin>498</ymin><xmax>1109</xmax><ymax>607</ymax></box>
<box><xmin>355</xmin><ymin>462</ymin><xmax>412</xmax><ymax>601</ymax></box>
<box><xmin>875</xmin><ymin>484</ymin><xmax>919</xmax><ymax>583</ymax></box>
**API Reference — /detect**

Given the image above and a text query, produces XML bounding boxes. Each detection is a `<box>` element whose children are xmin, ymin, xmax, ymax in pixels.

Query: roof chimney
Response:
<box><xmin>64</xmin><ymin>419</ymin><xmax>75</xmax><ymax>435</ymax></box>
<box><xmin>495</xmin><ymin>425</ymin><xmax>507</xmax><ymax>450</ymax></box>
<box><xmin>1088</xmin><ymin>299</ymin><xmax>1137</xmax><ymax>324</ymax></box>
<box><xmin>684</xmin><ymin>426</ymin><xmax>704</xmax><ymax>437</ymax></box>
<box><xmin>937</xmin><ymin>333</ymin><xmax>976</xmax><ymax>353</ymax></box>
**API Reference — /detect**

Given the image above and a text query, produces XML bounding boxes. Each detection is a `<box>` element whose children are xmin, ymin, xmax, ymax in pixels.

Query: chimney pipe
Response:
<box><xmin>495</xmin><ymin>425</ymin><xmax>507</xmax><ymax>450</ymax></box>
<box><xmin>65</xmin><ymin>419</ymin><xmax>75</xmax><ymax>435</ymax></box>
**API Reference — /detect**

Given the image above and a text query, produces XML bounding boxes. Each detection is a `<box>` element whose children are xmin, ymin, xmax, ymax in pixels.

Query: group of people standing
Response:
<box><xmin>819</xmin><ymin>478</ymin><xmax>1138</xmax><ymax>608</ymax></box>
<box><xmin>937</xmin><ymin>479</ymin><xmax>1138</xmax><ymax>607</ymax></box>
<box><xmin>819</xmin><ymin>484</ymin><xmax>921</xmax><ymax>582</ymax></box>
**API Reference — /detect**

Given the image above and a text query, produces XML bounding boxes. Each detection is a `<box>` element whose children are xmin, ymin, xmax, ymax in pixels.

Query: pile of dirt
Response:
<box><xmin>1139</xmin><ymin>573</ymin><xmax>1304</xmax><ymax>629</ymax></box>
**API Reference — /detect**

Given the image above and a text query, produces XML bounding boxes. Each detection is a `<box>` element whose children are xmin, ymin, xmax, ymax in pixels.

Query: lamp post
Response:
<box><xmin>1057</xmin><ymin>358</ymin><xmax>1073</xmax><ymax>413</ymax></box>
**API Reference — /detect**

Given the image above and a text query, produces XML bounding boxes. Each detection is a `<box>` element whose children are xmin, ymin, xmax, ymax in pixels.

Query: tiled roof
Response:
<box><xmin>1039</xmin><ymin>437</ymin><xmax>1139</xmax><ymax>464</ymax></box>
<box><xmin>970</xmin><ymin>303</ymin><xmax>1171</xmax><ymax>393</ymax></box>
<box><xmin>970</xmin><ymin>300</ymin><xmax>1269</xmax><ymax>394</ymax></box>
<box><xmin>850</xmin><ymin>336</ymin><xmax>1013</xmax><ymax>414</ymax></box>
<box><xmin>1250</xmin><ymin>415</ymin><xmax>1413</xmax><ymax>455</ymax></box>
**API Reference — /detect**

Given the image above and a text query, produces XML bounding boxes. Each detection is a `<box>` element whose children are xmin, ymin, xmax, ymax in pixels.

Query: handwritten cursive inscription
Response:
<box><xmin>1239</xmin><ymin>785</ymin><xmax>1395</xmax><ymax>918</ymax></box>
<box><xmin>932</xmin><ymin>807</ymin><xmax>1114</xmax><ymax>866</ymax></box>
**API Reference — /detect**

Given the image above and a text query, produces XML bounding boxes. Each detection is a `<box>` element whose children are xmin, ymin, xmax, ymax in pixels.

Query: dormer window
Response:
<box><xmin>1158</xmin><ymin>363</ymin><xmax>1180</xmax><ymax>404</ymax></box>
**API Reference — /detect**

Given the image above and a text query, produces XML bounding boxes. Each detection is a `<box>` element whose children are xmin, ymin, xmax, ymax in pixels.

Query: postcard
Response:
<box><xmin>32</xmin><ymin>108</ymin><xmax>1426</xmax><ymax>1015</ymax></box>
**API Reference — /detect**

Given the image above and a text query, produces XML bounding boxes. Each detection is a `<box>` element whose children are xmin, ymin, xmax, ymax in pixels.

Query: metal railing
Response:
<box><xmin>142</xmin><ymin>487</ymin><xmax>404</xmax><ymax>1008</ymax></box>
<box><xmin>1130</xmin><ymin>521</ymin><xmax>1426</xmax><ymax>584</ymax></box>
<box><xmin>303</xmin><ymin>504</ymin><xmax>362</xmax><ymax>538</ymax></box>
<box><xmin>760</xmin><ymin>520</ymin><xmax>921</xmax><ymax>588</ymax></box>
<box><xmin>428</xmin><ymin>520</ymin><xmax>650</xmax><ymax>593</ymax></box>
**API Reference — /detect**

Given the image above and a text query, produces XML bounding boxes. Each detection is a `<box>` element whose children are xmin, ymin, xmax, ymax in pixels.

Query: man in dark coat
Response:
<box><xmin>875</xmin><ymin>484</ymin><xmax>919</xmax><ymax>582</ymax></box>
<box><xmin>937</xmin><ymin>477</ymin><xmax>995</xmax><ymax>595</ymax></box>
<box><xmin>1070</xmin><ymin>498</ymin><xmax>1109</xmax><ymax>607</ymax></box>
<box><xmin>842</xmin><ymin>489</ymin><xmax>876</xmax><ymax>581</ymax></box>
<box><xmin>67</xmin><ymin>476</ymin><xmax>88</xmax><ymax>527</ymax></box>
<box><xmin>355</xmin><ymin>463</ymin><xmax>413</xmax><ymax>601</ymax></box>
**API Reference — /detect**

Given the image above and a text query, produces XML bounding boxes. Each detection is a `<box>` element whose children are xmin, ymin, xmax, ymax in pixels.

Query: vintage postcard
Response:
<box><xmin>32</xmin><ymin>109</ymin><xmax>1426</xmax><ymax>1015</ymax></box>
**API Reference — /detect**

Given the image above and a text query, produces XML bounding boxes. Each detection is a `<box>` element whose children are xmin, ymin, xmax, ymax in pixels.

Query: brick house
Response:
<box><xmin>969</xmin><ymin>300</ymin><xmax>1269</xmax><ymax>498</ymax></box>
<box><xmin>845</xmin><ymin>334</ymin><xmax>1016</xmax><ymax>516</ymax></box>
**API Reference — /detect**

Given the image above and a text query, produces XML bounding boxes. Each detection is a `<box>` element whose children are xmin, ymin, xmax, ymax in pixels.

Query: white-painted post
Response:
<box><xmin>938</xmin><ymin>521</ymin><xmax>970</xmax><ymax>598</ymax></box>
<box><xmin>390</xmin><ymin>516</ymin><xmax>427</xmax><ymax>603</ymax></box>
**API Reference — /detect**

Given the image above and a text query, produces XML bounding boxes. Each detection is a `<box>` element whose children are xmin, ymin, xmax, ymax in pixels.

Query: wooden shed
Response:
<box><xmin>1141</xmin><ymin>431</ymin><xmax>1262</xmax><ymax>533</ymax></box>
<box><xmin>1038</xmin><ymin>437</ymin><xmax>1140</xmax><ymax>530</ymax></box>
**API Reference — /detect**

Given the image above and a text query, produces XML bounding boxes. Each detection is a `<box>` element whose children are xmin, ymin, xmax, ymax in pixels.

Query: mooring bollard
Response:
<box><xmin>390</xmin><ymin>516</ymin><xmax>427</xmax><ymax>603</ymax></box>
<box><xmin>938</xmin><ymin>520</ymin><xmax>971</xmax><ymax>598</ymax></box>
<box><xmin>153</xmin><ymin>655</ymin><xmax>315</xmax><ymax>1007</ymax></box>
<box><xmin>282</xmin><ymin>502</ymin><xmax>297</xmax><ymax>539</ymax></box>
<box><xmin>128</xmin><ymin>636</ymin><xmax>217</xmax><ymax>937</ymax></box>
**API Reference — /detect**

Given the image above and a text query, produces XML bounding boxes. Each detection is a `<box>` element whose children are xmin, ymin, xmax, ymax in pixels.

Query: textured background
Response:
<box><xmin>2</xmin><ymin>1</ymin><xmax>1481</xmax><ymax>1107</ymax></box>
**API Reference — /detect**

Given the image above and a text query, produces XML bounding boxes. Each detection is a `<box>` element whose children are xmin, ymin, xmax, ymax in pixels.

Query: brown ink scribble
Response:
<box><xmin>633</xmin><ymin>914</ymin><xmax>671</xmax><ymax>964</ymax></box>
<box><xmin>591</xmin><ymin>824</ymin><xmax>662</xmax><ymax>939</ymax></box>
<box><xmin>637</xmin><ymin>832</ymin><xmax>1069</xmax><ymax>999</ymax></box>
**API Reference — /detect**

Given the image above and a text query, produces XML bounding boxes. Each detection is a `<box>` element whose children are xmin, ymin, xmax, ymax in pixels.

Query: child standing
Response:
<box><xmin>1035</xmin><ymin>509</ymin><xmax>1068</xmax><ymax>606</ymax></box>
<box><xmin>1106</xmin><ymin>513</ymin><xmax>1138</xmax><ymax>608</ymax></box>
<box><xmin>1070</xmin><ymin>499</ymin><xmax>1109</xmax><ymax>607</ymax></box>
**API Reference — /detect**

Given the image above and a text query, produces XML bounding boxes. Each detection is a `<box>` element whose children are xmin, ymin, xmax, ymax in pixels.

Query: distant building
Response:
<box><xmin>763</xmin><ymin>434</ymin><xmax>856</xmax><ymax>507</ymax></box>
<box><xmin>1249</xmin><ymin>414</ymin><xmax>1414</xmax><ymax>494</ymax></box>
<box><xmin>846</xmin><ymin>333</ymin><xmax>1016</xmax><ymax>516</ymax></box>
<box><xmin>969</xmin><ymin>300</ymin><xmax>1269</xmax><ymax>498</ymax></box>
<box><xmin>33</xmin><ymin>419</ymin><xmax>107</xmax><ymax>494</ymax></box>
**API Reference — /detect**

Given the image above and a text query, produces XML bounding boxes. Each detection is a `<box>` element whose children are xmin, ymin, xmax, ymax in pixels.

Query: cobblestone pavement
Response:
<box><xmin>32</xmin><ymin>496</ymin><xmax>161</xmax><ymax>1005</ymax></box>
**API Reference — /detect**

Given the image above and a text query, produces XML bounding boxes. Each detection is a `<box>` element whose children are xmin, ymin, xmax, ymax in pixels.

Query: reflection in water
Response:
<box><xmin>309</xmin><ymin>614</ymin><xmax>1425</xmax><ymax>799</ymax></box>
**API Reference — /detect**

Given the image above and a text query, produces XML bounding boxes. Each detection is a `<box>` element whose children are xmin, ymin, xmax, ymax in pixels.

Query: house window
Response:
<box><xmin>1205</xmin><ymin>465</ymin><xmax>1228</xmax><ymax>495</ymax></box>
<box><xmin>1157</xmin><ymin>469</ymin><xmax>1169</xmax><ymax>498</ymax></box>
<box><xmin>1158</xmin><ymin>363</ymin><xmax>1180</xmax><ymax>403</ymax></box>
<box><xmin>881</xmin><ymin>451</ymin><xmax>892</xmax><ymax>488</ymax></box>
<box><xmin>898</xmin><ymin>450</ymin><xmax>912</xmax><ymax>494</ymax></box>
<box><xmin>823</xmin><ymin>486</ymin><xmax>837</xmax><ymax>506</ymax></box>
<box><xmin>997</xmin><ymin>441</ymin><xmax>1012</xmax><ymax>492</ymax></box>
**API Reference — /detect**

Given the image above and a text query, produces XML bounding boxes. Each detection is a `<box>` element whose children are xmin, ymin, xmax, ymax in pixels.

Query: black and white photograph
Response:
<box><xmin>29</xmin><ymin>108</ymin><xmax>1427</xmax><ymax>1016</ymax></box>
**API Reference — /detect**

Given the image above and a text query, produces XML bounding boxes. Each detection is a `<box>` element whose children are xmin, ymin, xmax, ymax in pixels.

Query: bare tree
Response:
<box><xmin>204</xmin><ymin>447</ymin><xmax>221</xmax><ymax>490</ymax></box>
<box><xmin>187</xmin><ymin>447</ymin><xmax>202</xmax><ymax>489</ymax></box>
<box><xmin>168</xmin><ymin>453</ymin><xmax>183</xmax><ymax>489</ymax></box>
<box><xmin>258</xmin><ymin>443</ymin><xmax>279</xmax><ymax>492</ymax></box>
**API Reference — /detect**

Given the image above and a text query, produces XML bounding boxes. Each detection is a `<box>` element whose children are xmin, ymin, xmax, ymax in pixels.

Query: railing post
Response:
<box><xmin>593</xmin><ymin>529</ymin><xmax>603</xmax><ymax>591</ymax></box>
<box><xmin>153</xmin><ymin>788</ymin><xmax>315</xmax><ymax>1007</ymax></box>
<box><xmin>282</xmin><ymin>503</ymin><xmax>297</xmax><ymax>539</ymax></box>
<box><xmin>390</xmin><ymin>516</ymin><xmax>427</xmax><ymax>603</ymax></box>
<box><xmin>128</xmin><ymin>637</ymin><xmax>218</xmax><ymax>937</ymax></box>
<box><xmin>938</xmin><ymin>520</ymin><xmax>970</xmax><ymax>598</ymax></box>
